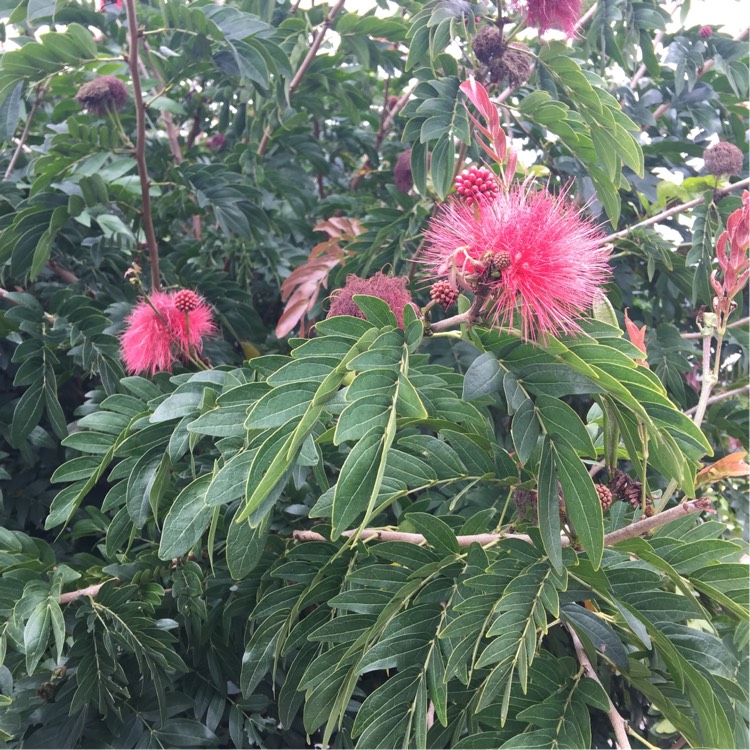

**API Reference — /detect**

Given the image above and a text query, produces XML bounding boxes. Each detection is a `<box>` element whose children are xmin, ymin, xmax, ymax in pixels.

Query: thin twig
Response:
<box><xmin>629</xmin><ymin>30</ymin><xmax>664</xmax><ymax>89</ymax></box>
<box><xmin>566</xmin><ymin>625</ymin><xmax>632</xmax><ymax>750</ymax></box>
<box><xmin>602</xmin><ymin>177</ymin><xmax>750</xmax><ymax>243</ymax></box>
<box><xmin>292</xmin><ymin>497</ymin><xmax>713</xmax><ymax>548</ymax></box>
<box><xmin>257</xmin><ymin>0</ymin><xmax>347</xmax><ymax>156</ymax></box>
<box><xmin>429</xmin><ymin>293</ymin><xmax>487</xmax><ymax>332</ymax></box>
<box><xmin>650</xmin><ymin>27</ymin><xmax>749</xmax><ymax>124</ymax></box>
<box><xmin>574</xmin><ymin>3</ymin><xmax>598</xmax><ymax>31</ymax></box>
<box><xmin>3</xmin><ymin>84</ymin><xmax>45</xmax><ymax>181</ymax></box>
<box><xmin>350</xmin><ymin>82</ymin><xmax>417</xmax><ymax>190</ymax></box>
<box><xmin>685</xmin><ymin>384</ymin><xmax>749</xmax><ymax>415</ymax></box>
<box><xmin>47</xmin><ymin>261</ymin><xmax>79</xmax><ymax>284</ymax></box>
<box><xmin>682</xmin><ymin>315</ymin><xmax>749</xmax><ymax>339</ymax></box>
<box><xmin>125</xmin><ymin>0</ymin><xmax>161</xmax><ymax>291</ymax></box>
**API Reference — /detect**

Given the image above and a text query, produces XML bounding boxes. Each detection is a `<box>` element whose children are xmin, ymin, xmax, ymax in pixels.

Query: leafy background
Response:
<box><xmin>0</xmin><ymin>0</ymin><xmax>747</xmax><ymax>748</ymax></box>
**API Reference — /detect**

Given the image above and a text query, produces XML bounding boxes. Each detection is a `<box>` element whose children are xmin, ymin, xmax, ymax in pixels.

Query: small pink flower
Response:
<box><xmin>422</xmin><ymin>185</ymin><xmax>610</xmax><ymax>338</ymax></box>
<box><xmin>699</xmin><ymin>25</ymin><xmax>713</xmax><ymax>39</ymax></box>
<box><xmin>120</xmin><ymin>291</ymin><xmax>216</xmax><ymax>374</ymax></box>
<box><xmin>513</xmin><ymin>0</ymin><xmax>582</xmax><ymax>37</ymax></box>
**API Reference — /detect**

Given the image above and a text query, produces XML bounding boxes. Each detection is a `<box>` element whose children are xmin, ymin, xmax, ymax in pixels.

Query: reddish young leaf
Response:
<box><xmin>275</xmin><ymin>218</ymin><xmax>363</xmax><ymax>338</ymax></box>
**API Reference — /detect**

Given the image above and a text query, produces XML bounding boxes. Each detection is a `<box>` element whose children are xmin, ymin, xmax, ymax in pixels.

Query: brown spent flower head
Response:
<box><xmin>173</xmin><ymin>289</ymin><xmax>201</xmax><ymax>313</ymax></box>
<box><xmin>490</xmin><ymin>43</ymin><xmax>534</xmax><ymax>87</ymax></box>
<box><xmin>703</xmin><ymin>142</ymin><xmax>744</xmax><ymax>177</ymax></box>
<box><xmin>609</xmin><ymin>469</ymin><xmax>654</xmax><ymax>516</ymax></box>
<box><xmin>394</xmin><ymin>149</ymin><xmax>413</xmax><ymax>194</ymax></box>
<box><xmin>595</xmin><ymin>484</ymin><xmax>613</xmax><ymax>511</ymax></box>
<box><xmin>699</xmin><ymin>25</ymin><xmax>713</xmax><ymax>38</ymax></box>
<box><xmin>454</xmin><ymin>165</ymin><xmax>499</xmax><ymax>205</ymax></box>
<box><xmin>430</xmin><ymin>280</ymin><xmax>459</xmax><ymax>310</ymax></box>
<box><xmin>327</xmin><ymin>273</ymin><xmax>416</xmax><ymax>329</ymax></box>
<box><xmin>472</xmin><ymin>25</ymin><xmax>504</xmax><ymax>64</ymax></box>
<box><xmin>205</xmin><ymin>132</ymin><xmax>227</xmax><ymax>152</ymax></box>
<box><xmin>75</xmin><ymin>75</ymin><xmax>129</xmax><ymax>116</ymax></box>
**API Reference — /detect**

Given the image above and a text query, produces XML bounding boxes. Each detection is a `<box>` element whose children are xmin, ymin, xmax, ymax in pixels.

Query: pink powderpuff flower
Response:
<box><xmin>513</xmin><ymin>0</ymin><xmax>582</xmax><ymax>37</ymax></box>
<box><xmin>422</xmin><ymin>185</ymin><xmax>610</xmax><ymax>338</ymax></box>
<box><xmin>120</xmin><ymin>291</ymin><xmax>216</xmax><ymax>375</ymax></box>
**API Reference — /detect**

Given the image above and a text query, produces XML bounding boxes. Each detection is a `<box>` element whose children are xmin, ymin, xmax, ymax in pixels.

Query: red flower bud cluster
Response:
<box><xmin>455</xmin><ymin>166</ymin><xmax>499</xmax><ymax>206</ymax></box>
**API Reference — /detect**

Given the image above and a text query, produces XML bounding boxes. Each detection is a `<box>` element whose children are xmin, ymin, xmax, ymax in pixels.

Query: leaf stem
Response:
<box><xmin>257</xmin><ymin>0</ymin><xmax>347</xmax><ymax>156</ymax></box>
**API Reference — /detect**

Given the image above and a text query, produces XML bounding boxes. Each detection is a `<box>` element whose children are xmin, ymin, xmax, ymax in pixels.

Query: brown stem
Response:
<box><xmin>602</xmin><ymin>177</ymin><xmax>750</xmax><ymax>244</ymax></box>
<box><xmin>125</xmin><ymin>0</ymin><xmax>161</xmax><ymax>291</ymax></box>
<box><xmin>257</xmin><ymin>0</ymin><xmax>347</xmax><ymax>156</ymax></box>
<box><xmin>566</xmin><ymin>625</ymin><xmax>632</xmax><ymax>750</ymax></box>
<box><xmin>3</xmin><ymin>84</ymin><xmax>45</xmax><ymax>181</ymax></box>
<box><xmin>650</xmin><ymin>27</ymin><xmax>749</xmax><ymax>124</ymax></box>
<box><xmin>47</xmin><ymin>261</ymin><xmax>79</xmax><ymax>284</ymax></box>
<box><xmin>60</xmin><ymin>503</ymin><xmax>713</xmax><ymax>604</ymax></box>
<box><xmin>682</xmin><ymin>315</ymin><xmax>749</xmax><ymax>339</ymax></box>
<box><xmin>59</xmin><ymin>581</ymin><xmax>111</xmax><ymax>604</ymax></box>
<box><xmin>429</xmin><ymin>292</ymin><xmax>487</xmax><ymax>332</ymax></box>
<box><xmin>685</xmin><ymin>384</ymin><xmax>750</xmax><ymax>415</ymax></box>
<box><xmin>293</xmin><ymin>498</ymin><xmax>713</xmax><ymax>548</ymax></box>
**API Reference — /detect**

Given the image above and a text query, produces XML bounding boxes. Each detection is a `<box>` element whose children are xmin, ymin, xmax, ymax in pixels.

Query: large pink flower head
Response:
<box><xmin>120</xmin><ymin>290</ymin><xmax>216</xmax><ymax>374</ymax></box>
<box><xmin>422</xmin><ymin>185</ymin><xmax>610</xmax><ymax>338</ymax></box>
<box><xmin>513</xmin><ymin>0</ymin><xmax>582</xmax><ymax>36</ymax></box>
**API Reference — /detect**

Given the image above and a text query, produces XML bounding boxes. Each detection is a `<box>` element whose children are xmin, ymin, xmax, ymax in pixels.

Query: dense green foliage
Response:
<box><xmin>0</xmin><ymin>0</ymin><xmax>747</xmax><ymax>748</ymax></box>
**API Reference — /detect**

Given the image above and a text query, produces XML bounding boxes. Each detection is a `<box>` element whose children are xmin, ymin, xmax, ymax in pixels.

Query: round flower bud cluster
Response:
<box><xmin>430</xmin><ymin>280</ymin><xmax>459</xmax><ymax>310</ymax></box>
<box><xmin>455</xmin><ymin>166</ymin><xmax>499</xmax><ymax>206</ymax></box>
<box><xmin>174</xmin><ymin>289</ymin><xmax>201</xmax><ymax>313</ymax></box>
<box><xmin>595</xmin><ymin>484</ymin><xmax>613</xmax><ymax>511</ymax></box>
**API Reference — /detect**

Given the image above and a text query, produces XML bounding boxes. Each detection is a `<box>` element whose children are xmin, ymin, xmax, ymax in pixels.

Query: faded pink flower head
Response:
<box><xmin>422</xmin><ymin>185</ymin><xmax>610</xmax><ymax>338</ymax></box>
<box><xmin>75</xmin><ymin>76</ymin><xmax>128</xmax><ymax>116</ymax></box>
<box><xmin>120</xmin><ymin>291</ymin><xmax>216</xmax><ymax>374</ymax></box>
<box><xmin>327</xmin><ymin>273</ymin><xmax>416</xmax><ymax>328</ymax></box>
<box><xmin>513</xmin><ymin>0</ymin><xmax>582</xmax><ymax>36</ymax></box>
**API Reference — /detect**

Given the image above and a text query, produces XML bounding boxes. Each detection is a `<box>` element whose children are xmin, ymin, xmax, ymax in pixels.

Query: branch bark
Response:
<box><xmin>566</xmin><ymin>625</ymin><xmax>632</xmax><ymax>750</ymax></box>
<box><xmin>59</xmin><ymin>502</ymin><xmax>713</xmax><ymax>604</ymax></box>
<box><xmin>257</xmin><ymin>0</ymin><xmax>347</xmax><ymax>156</ymax></box>
<box><xmin>125</xmin><ymin>0</ymin><xmax>161</xmax><ymax>291</ymax></box>
<box><xmin>682</xmin><ymin>315</ymin><xmax>749</xmax><ymax>339</ymax></box>
<box><xmin>685</xmin><ymin>383</ymin><xmax>749</xmax><ymax>415</ymax></box>
<box><xmin>292</xmin><ymin>497</ymin><xmax>713</xmax><ymax>548</ymax></box>
<box><xmin>602</xmin><ymin>177</ymin><xmax>750</xmax><ymax>244</ymax></box>
<box><xmin>59</xmin><ymin>582</ymin><xmax>110</xmax><ymax>604</ymax></box>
